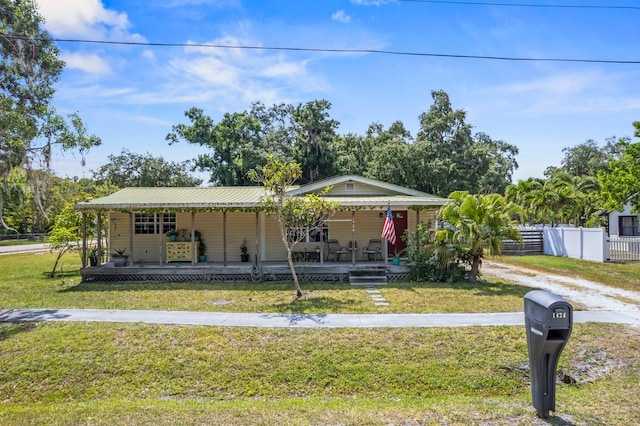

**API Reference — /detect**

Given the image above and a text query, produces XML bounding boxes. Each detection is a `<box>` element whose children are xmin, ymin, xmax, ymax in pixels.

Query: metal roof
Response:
<box><xmin>75</xmin><ymin>182</ymin><xmax>447</xmax><ymax>211</ymax></box>
<box><xmin>287</xmin><ymin>175</ymin><xmax>435</xmax><ymax>197</ymax></box>
<box><xmin>75</xmin><ymin>187</ymin><xmax>266</xmax><ymax>210</ymax></box>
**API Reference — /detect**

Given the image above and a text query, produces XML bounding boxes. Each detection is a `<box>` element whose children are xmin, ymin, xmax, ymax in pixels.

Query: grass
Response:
<box><xmin>2</xmin><ymin>251</ymin><xmax>640</xmax><ymax>424</ymax></box>
<box><xmin>0</xmin><ymin>252</ymin><xmax>530</xmax><ymax>313</ymax></box>
<box><xmin>0</xmin><ymin>323</ymin><xmax>640</xmax><ymax>424</ymax></box>
<box><xmin>0</xmin><ymin>322</ymin><xmax>638</xmax><ymax>425</ymax></box>
<box><xmin>490</xmin><ymin>255</ymin><xmax>640</xmax><ymax>292</ymax></box>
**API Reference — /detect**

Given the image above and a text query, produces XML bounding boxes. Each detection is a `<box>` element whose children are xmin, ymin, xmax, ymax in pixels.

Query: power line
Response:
<box><xmin>397</xmin><ymin>0</ymin><xmax>640</xmax><ymax>10</ymax></box>
<box><xmin>6</xmin><ymin>35</ymin><xmax>640</xmax><ymax>65</ymax></box>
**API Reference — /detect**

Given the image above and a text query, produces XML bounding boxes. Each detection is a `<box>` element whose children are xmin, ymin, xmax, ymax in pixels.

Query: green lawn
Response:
<box><xmin>2</xmin><ymin>251</ymin><xmax>640</xmax><ymax>424</ymax></box>
<box><xmin>0</xmin><ymin>322</ymin><xmax>638</xmax><ymax>425</ymax></box>
<box><xmin>1</xmin><ymin>252</ymin><xmax>530</xmax><ymax>313</ymax></box>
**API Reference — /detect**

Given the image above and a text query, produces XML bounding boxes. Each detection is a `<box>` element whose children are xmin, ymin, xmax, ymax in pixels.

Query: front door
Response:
<box><xmin>387</xmin><ymin>210</ymin><xmax>408</xmax><ymax>256</ymax></box>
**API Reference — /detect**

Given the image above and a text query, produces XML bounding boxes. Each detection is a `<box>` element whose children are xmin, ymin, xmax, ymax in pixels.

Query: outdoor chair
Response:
<box><xmin>327</xmin><ymin>239</ymin><xmax>348</xmax><ymax>261</ymax></box>
<box><xmin>363</xmin><ymin>239</ymin><xmax>382</xmax><ymax>260</ymax></box>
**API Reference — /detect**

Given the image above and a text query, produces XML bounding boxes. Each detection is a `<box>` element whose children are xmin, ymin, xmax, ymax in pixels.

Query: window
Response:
<box><xmin>161</xmin><ymin>213</ymin><xmax>176</xmax><ymax>234</ymax></box>
<box><xmin>345</xmin><ymin>183</ymin><xmax>355</xmax><ymax>191</ymax></box>
<box><xmin>287</xmin><ymin>223</ymin><xmax>329</xmax><ymax>243</ymax></box>
<box><xmin>619</xmin><ymin>216</ymin><xmax>639</xmax><ymax>236</ymax></box>
<box><xmin>287</xmin><ymin>227</ymin><xmax>307</xmax><ymax>243</ymax></box>
<box><xmin>135</xmin><ymin>214</ymin><xmax>155</xmax><ymax>234</ymax></box>
<box><xmin>134</xmin><ymin>213</ymin><xmax>176</xmax><ymax>235</ymax></box>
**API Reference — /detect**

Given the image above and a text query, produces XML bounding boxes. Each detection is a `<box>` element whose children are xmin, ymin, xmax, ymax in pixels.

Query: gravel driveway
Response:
<box><xmin>482</xmin><ymin>260</ymin><xmax>640</xmax><ymax>312</ymax></box>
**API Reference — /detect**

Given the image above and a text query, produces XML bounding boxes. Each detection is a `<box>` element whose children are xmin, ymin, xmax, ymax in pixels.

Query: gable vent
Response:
<box><xmin>345</xmin><ymin>183</ymin><xmax>355</xmax><ymax>191</ymax></box>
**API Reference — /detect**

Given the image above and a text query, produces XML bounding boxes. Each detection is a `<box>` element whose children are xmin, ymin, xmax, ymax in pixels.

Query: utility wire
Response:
<box><xmin>6</xmin><ymin>35</ymin><xmax>640</xmax><ymax>65</ymax></box>
<box><xmin>397</xmin><ymin>0</ymin><xmax>640</xmax><ymax>10</ymax></box>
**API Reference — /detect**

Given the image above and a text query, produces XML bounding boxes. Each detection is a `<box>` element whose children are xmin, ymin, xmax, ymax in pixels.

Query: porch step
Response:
<box><xmin>349</xmin><ymin>267</ymin><xmax>388</xmax><ymax>286</ymax></box>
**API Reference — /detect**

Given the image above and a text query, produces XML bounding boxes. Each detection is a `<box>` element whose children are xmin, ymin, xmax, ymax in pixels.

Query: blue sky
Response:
<box><xmin>36</xmin><ymin>0</ymin><xmax>640</xmax><ymax>184</ymax></box>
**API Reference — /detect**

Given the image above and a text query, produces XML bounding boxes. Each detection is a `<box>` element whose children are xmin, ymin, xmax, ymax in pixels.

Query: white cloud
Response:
<box><xmin>142</xmin><ymin>50</ymin><xmax>156</xmax><ymax>61</ymax></box>
<box><xmin>489</xmin><ymin>70</ymin><xmax>638</xmax><ymax>116</ymax></box>
<box><xmin>129</xmin><ymin>115</ymin><xmax>173</xmax><ymax>127</ymax></box>
<box><xmin>36</xmin><ymin>0</ymin><xmax>145</xmax><ymax>41</ymax></box>
<box><xmin>332</xmin><ymin>10</ymin><xmax>352</xmax><ymax>24</ymax></box>
<box><xmin>147</xmin><ymin>34</ymin><xmax>324</xmax><ymax>106</ymax></box>
<box><xmin>171</xmin><ymin>56</ymin><xmax>240</xmax><ymax>87</ymax></box>
<box><xmin>61</xmin><ymin>52</ymin><xmax>112</xmax><ymax>75</ymax></box>
<box><xmin>498</xmin><ymin>72</ymin><xmax>603</xmax><ymax>96</ymax></box>
<box><xmin>351</xmin><ymin>0</ymin><xmax>389</xmax><ymax>6</ymax></box>
<box><xmin>55</xmin><ymin>84</ymin><xmax>136</xmax><ymax>103</ymax></box>
<box><xmin>260</xmin><ymin>60</ymin><xmax>308</xmax><ymax>78</ymax></box>
<box><xmin>160</xmin><ymin>0</ymin><xmax>239</xmax><ymax>8</ymax></box>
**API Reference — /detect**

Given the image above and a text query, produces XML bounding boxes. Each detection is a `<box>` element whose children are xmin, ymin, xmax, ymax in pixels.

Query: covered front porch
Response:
<box><xmin>74</xmin><ymin>175</ymin><xmax>446</xmax><ymax>284</ymax></box>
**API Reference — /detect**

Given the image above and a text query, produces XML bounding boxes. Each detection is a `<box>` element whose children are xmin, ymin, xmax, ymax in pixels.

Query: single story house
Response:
<box><xmin>74</xmin><ymin>175</ymin><xmax>447</xmax><ymax>282</ymax></box>
<box><xmin>606</xmin><ymin>203</ymin><xmax>640</xmax><ymax>237</ymax></box>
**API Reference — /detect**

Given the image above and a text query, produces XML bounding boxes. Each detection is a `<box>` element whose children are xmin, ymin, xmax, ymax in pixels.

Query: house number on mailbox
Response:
<box><xmin>552</xmin><ymin>311</ymin><xmax>567</xmax><ymax>319</ymax></box>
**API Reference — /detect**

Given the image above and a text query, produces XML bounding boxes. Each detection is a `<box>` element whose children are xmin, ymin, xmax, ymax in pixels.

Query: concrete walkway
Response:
<box><xmin>1</xmin><ymin>308</ymin><xmax>639</xmax><ymax>328</ymax></box>
<box><xmin>0</xmin><ymin>243</ymin><xmax>49</xmax><ymax>255</ymax></box>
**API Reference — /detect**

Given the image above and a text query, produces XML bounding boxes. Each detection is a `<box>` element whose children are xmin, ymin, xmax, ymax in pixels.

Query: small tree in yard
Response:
<box><xmin>249</xmin><ymin>155</ymin><xmax>339</xmax><ymax>298</ymax></box>
<box><xmin>438</xmin><ymin>191</ymin><xmax>521</xmax><ymax>283</ymax></box>
<box><xmin>48</xmin><ymin>202</ymin><xmax>82</xmax><ymax>278</ymax></box>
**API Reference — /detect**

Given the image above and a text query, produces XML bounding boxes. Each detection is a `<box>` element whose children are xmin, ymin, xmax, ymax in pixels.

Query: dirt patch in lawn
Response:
<box><xmin>482</xmin><ymin>260</ymin><xmax>640</xmax><ymax>312</ymax></box>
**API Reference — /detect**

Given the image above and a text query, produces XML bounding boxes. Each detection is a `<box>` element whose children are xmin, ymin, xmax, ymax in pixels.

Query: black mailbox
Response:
<box><xmin>523</xmin><ymin>290</ymin><xmax>573</xmax><ymax>417</ymax></box>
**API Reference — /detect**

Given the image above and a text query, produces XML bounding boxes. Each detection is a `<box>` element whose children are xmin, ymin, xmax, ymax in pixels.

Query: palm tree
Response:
<box><xmin>505</xmin><ymin>178</ymin><xmax>544</xmax><ymax>225</ymax></box>
<box><xmin>438</xmin><ymin>191</ymin><xmax>522</xmax><ymax>283</ymax></box>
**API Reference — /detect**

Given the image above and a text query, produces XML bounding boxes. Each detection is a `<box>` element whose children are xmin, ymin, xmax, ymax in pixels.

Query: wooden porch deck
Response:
<box><xmin>81</xmin><ymin>260</ymin><xmax>411</xmax><ymax>283</ymax></box>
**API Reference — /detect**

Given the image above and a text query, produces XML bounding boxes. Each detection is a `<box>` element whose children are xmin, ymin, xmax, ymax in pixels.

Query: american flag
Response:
<box><xmin>381</xmin><ymin>203</ymin><xmax>396</xmax><ymax>245</ymax></box>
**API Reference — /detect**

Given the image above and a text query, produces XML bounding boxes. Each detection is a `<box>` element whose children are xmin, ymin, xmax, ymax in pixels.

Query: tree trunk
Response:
<box><xmin>286</xmin><ymin>248</ymin><xmax>303</xmax><ymax>298</ymax></box>
<box><xmin>468</xmin><ymin>256</ymin><xmax>481</xmax><ymax>283</ymax></box>
<box><xmin>50</xmin><ymin>245</ymin><xmax>69</xmax><ymax>278</ymax></box>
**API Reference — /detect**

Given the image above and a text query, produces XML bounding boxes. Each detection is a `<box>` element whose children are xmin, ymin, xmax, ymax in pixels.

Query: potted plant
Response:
<box><xmin>165</xmin><ymin>229</ymin><xmax>178</xmax><ymax>241</ymax></box>
<box><xmin>392</xmin><ymin>248</ymin><xmax>406</xmax><ymax>266</ymax></box>
<box><xmin>240</xmin><ymin>238</ymin><xmax>249</xmax><ymax>262</ymax></box>
<box><xmin>194</xmin><ymin>230</ymin><xmax>201</xmax><ymax>241</ymax></box>
<box><xmin>176</xmin><ymin>228</ymin><xmax>189</xmax><ymax>242</ymax></box>
<box><xmin>112</xmin><ymin>248</ymin><xmax>128</xmax><ymax>267</ymax></box>
<box><xmin>198</xmin><ymin>240</ymin><xmax>207</xmax><ymax>263</ymax></box>
<box><xmin>88</xmin><ymin>248</ymin><xmax>99</xmax><ymax>267</ymax></box>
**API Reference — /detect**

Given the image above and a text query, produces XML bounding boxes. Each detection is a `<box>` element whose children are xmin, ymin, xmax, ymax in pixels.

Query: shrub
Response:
<box><xmin>405</xmin><ymin>223</ymin><xmax>469</xmax><ymax>283</ymax></box>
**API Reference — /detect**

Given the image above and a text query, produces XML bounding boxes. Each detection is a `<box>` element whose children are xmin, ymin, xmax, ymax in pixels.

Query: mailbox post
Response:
<box><xmin>523</xmin><ymin>290</ymin><xmax>573</xmax><ymax>417</ymax></box>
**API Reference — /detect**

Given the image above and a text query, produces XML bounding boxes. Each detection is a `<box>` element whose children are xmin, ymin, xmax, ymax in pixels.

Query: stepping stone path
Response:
<box><xmin>365</xmin><ymin>287</ymin><xmax>389</xmax><ymax>307</ymax></box>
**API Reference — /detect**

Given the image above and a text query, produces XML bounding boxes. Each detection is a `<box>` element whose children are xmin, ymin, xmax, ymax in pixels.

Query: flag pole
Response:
<box><xmin>381</xmin><ymin>201</ymin><xmax>397</xmax><ymax>265</ymax></box>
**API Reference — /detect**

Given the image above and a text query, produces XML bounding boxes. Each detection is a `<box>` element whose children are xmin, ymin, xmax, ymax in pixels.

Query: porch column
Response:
<box><xmin>158</xmin><ymin>213</ymin><xmax>163</xmax><ymax>265</ymax></box>
<box><xmin>223</xmin><ymin>211</ymin><xmax>227</xmax><ymax>266</ymax></box>
<box><xmin>416</xmin><ymin>210</ymin><xmax>420</xmax><ymax>225</ymax></box>
<box><xmin>97</xmin><ymin>211</ymin><xmax>102</xmax><ymax>265</ymax></box>
<box><xmin>319</xmin><ymin>219</ymin><xmax>324</xmax><ymax>265</ymax></box>
<box><xmin>128</xmin><ymin>212</ymin><xmax>134</xmax><ymax>267</ymax></box>
<box><xmin>190</xmin><ymin>212</ymin><xmax>196</xmax><ymax>265</ymax></box>
<box><xmin>255</xmin><ymin>212</ymin><xmax>259</xmax><ymax>266</ymax></box>
<box><xmin>351</xmin><ymin>211</ymin><xmax>356</xmax><ymax>265</ymax></box>
<box><xmin>383</xmin><ymin>238</ymin><xmax>388</xmax><ymax>265</ymax></box>
<box><xmin>81</xmin><ymin>212</ymin><xmax>87</xmax><ymax>268</ymax></box>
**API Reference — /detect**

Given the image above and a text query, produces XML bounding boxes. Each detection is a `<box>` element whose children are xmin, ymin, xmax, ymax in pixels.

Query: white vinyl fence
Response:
<box><xmin>539</xmin><ymin>227</ymin><xmax>609</xmax><ymax>262</ymax></box>
<box><xmin>530</xmin><ymin>226</ymin><xmax>640</xmax><ymax>263</ymax></box>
